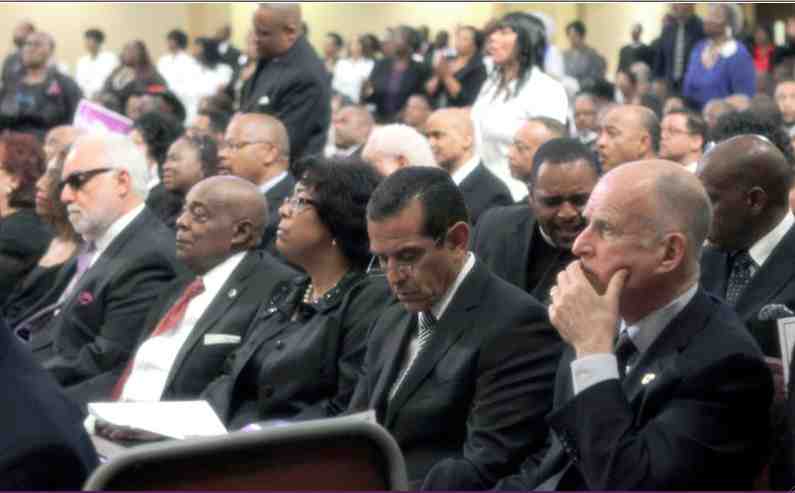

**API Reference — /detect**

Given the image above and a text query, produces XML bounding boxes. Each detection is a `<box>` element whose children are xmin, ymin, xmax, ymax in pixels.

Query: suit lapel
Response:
<box><xmin>372</xmin><ymin>312</ymin><xmax>414</xmax><ymax>422</ymax></box>
<box><xmin>162</xmin><ymin>252</ymin><xmax>258</xmax><ymax>391</ymax></box>
<box><xmin>385</xmin><ymin>261</ymin><xmax>487</xmax><ymax>427</ymax></box>
<box><xmin>700</xmin><ymin>246</ymin><xmax>730</xmax><ymax>298</ymax></box>
<box><xmin>736</xmin><ymin>225</ymin><xmax>795</xmax><ymax>320</ymax></box>
<box><xmin>511</xmin><ymin>215</ymin><xmax>536</xmax><ymax>290</ymax></box>
<box><xmin>621</xmin><ymin>289</ymin><xmax>711</xmax><ymax>405</ymax></box>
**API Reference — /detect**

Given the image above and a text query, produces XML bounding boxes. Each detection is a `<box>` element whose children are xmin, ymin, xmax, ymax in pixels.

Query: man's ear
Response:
<box><xmin>747</xmin><ymin>186</ymin><xmax>768</xmax><ymax>216</ymax></box>
<box><xmin>445</xmin><ymin>221</ymin><xmax>470</xmax><ymax>253</ymax></box>
<box><xmin>116</xmin><ymin>169</ymin><xmax>133</xmax><ymax>197</ymax></box>
<box><xmin>231</xmin><ymin>219</ymin><xmax>255</xmax><ymax>249</ymax></box>
<box><xmin>397</xmin><ymin>154</ymin><xmax>409</xmax><ymax>169</ymax></box>
<box><xmin>656</xmin><ymin>232</ymin><xmax>687</xmax><ymax>274</ymax></box>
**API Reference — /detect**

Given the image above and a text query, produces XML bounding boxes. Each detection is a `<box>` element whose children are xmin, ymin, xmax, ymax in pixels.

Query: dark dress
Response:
<box><xmin>102</xmin><ymin>66</ymin><xmax>167</xmax><ymax>110</ymax></box>
<box><xmin>2</xmin><ymin>260</ymin><xmax>68</xmax><ymax>330</ymax></box>
<box><xmin>365</xmin><ymin>57</ymin><xmax>431</xmax><ymax>123</ymax></box>
<box><xmin>0</xmin><ymin>209</ymin><xmax>53</xmax><ymax>305</ymax></box>
<box><xmin>428</xmin><ymin>55</ymin><xmax>487</xmax><ymax>108</ymax></box>
<box><xmin>202</xmin><ymin>270</ymin><xmax>394</xmax><ymax>429</ymax></box>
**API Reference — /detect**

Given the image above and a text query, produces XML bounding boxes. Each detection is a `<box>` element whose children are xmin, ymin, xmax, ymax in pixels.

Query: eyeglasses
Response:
<box><xmin>220</xmin><ymin>140</ymin><xmax>272</xmax><ymax>152</ymax></box>
<box><xmin>59</xmin><ymin>168</ymin><xmax>114</xmax><ymax>193</ymax></box>
<box><xmin>281</xmin><ymin>195</ymin><xmax>318</xmax><ymax>215</ymax></box>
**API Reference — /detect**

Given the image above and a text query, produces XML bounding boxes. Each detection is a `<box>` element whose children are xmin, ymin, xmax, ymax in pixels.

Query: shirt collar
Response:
<box><xmin>749</xmin><ymin>211</ymin><xmax>794</xmax><ymax>268</ymax></box>
<box><xmin>93</xmin><ymin>203</ymin><xmax>145</xmax><ymax>256</ymax></box>
<box><xmin>620</xmin><ymin>283</ymin><xmax>698</xmax><ymax>355</ymax></box>
<box><xmin>429</xmin><ymin>252</ymin><xmax>476</xmax><ymax>321</ymax></box>
<box><xmin>258</xmin><ymin>171</ymin><xmax>289</xmax><ymax>195</ymax></box>
<box><xmin>200</xmin><ymin>251</ymin><xmax>247</xmax><ymax>292</ymax></box>
<box><xmin>451</xmin><ymin>155</ymin><xmax>480</xmax><ymax>186</ymax></box>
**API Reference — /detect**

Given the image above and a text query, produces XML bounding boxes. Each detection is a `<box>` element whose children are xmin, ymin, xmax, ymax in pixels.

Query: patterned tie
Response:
<box><xmin>111</xmin><ymin>277</ymin><xmax>205</xmax><ymax>400</ymax></box>
<box><xmin>615</xmin><ymin>331</ymin><xmax>637</xmax><ymax>379</ymax></box>
<box><xmin>388</xmin><ymin>311</ymin><xmax>436</xmax><ymax>401</ymax></box>
<box><xmin>58</xmin><ymin>242</ymin><xmax>97</xmax><ymax>303</ymax></box>
<box><xmin>725</xmin><ymin>250</ymin><xmax>756</xmax><ymax>306</ymax></box>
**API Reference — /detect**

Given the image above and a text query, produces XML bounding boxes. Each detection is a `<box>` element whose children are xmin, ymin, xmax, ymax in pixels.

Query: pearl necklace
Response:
<box><xmin>302</xmin><ymin>276</ymin><xmax>347</xmax><ymax>305</ymax></box>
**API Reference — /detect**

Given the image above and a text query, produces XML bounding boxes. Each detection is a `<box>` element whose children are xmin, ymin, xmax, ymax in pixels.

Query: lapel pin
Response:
<box><xmin>641</xmin><ymin>373</ymin><xmax>656</xmax><ymax>385</ymax></box>
<box><xmin>228</xmin><ymin>288</ymin><xmax>238</xmax><ymax>299</ymax></box>
<box><xmin>258</xmin><ymin>95</ymin><xmax>270</xmax><ymax>106</ymax></box>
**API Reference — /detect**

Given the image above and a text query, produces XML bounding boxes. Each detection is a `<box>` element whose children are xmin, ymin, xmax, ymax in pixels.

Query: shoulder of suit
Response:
<box><xmin>477</xmin><ymin>203</ymin><xmax>533</xmax><ymax>230</ymax></box>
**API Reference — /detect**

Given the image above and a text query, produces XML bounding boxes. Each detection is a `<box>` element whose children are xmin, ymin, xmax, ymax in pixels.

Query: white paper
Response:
<box><xmin>777</xmin><ymin>316</ymin><xmax>795</xmax><ymax>391</ymax></box>
<box><xmin>88</xmin><ymin>400</ymin><xmax>227</xmax><ymax>440</ymax></box>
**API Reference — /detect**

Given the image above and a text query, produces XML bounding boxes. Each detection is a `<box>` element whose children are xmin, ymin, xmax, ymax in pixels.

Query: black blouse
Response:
<box><xmin>429</xmin><ymin>55</ymin><xmax>487</xmax><ymax>108</ymax></box>
<box><xmin>203</xmin><ymin>270</ymin><xmax>395</xmax><ymax>429</ymax></box>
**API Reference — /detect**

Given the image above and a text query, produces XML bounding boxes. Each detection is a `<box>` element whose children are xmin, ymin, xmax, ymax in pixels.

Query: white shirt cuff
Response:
<box><xmin>571</xmin><ymin>353</ymin><xmax>620</xmax><ymax>394</ymax></box>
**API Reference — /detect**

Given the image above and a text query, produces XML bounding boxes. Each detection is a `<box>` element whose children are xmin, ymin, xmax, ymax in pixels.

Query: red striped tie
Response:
<box><xmin>111</xmin><ymin>278</ymin><xmax>205</xmax><ymax>400</ymax></box>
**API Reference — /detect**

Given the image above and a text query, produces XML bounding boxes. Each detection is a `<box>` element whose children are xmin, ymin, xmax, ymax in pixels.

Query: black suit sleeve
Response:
<box><xmin>423</xmin><ymin>320</ymin><xmax>562</xmax><ymax>490</ymax></box>
<box><xmin>0</xmin><ymin>445</ymin><xmax>88</xmax><ymax>490</ymax></box>
<box><xmin>44</xmin><ymin>255</ymin><xmax>177</xmax><ymax>386</ymax></box>
<box><xmin>275</xmin><ymin>75</ymin><xmax>326</xmax><ymax>159</ymax></box>
<box><xmin>548</xmin><ymin>354</ymin><xmax>772</xmax><ymax>490</ymax></box>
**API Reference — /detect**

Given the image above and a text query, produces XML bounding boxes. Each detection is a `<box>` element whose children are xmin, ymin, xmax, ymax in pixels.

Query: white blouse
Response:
<box><xmin>332</xmin><ymin>57</ymin><xmax>375</xmax><ymax>104</ymax></box>
<box><xmin>471</xmin><ymin>66</ymin><xmax>569</xmax><ymax>200</ymax></box>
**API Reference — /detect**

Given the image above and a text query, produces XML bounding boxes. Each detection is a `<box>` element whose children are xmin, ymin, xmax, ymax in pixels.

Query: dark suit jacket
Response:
<box><xmin>204</xmin><ymin>272</ymin><xmax>394</xmax><ymax>429</ymax></box>
<box><xmin>700</xmin><ymin>224</ymin><xmax>795</xmax><ymax>357</ymax></box>
<box><xmin>652</xmin><ymin>15</ymin><xmax>705</xmax><ymax>86</ymax></box>
<box><xmin>459</xmin><ymin>163</ymin><xmax>513</xmax><ymax>226</ymax></box>
<box><xmin>0</xmin><ymin>318</ymin><xmax>98</xmax><ymax>489</ymax></box>
<box><xmin>65</xmin><ymin>250</ymin><xmax>296</xmax><ymax>404</ymax></box>
<box><xmin>497</xmin><ymin>288</ymin><xmax>773</xmax><ymax>490</ymax></box>
<box><xmin>31</xmin><ymin>207</ymin><xmax>187</xmax><ymax>390</ymax></box>
<box><xmin>240</xmin><ymin>36</ymin><xmax>330</xmax><ymax>162</ymax></box>
<box><xmin>364</xmin><ymin>57</ymin><xmax>431</xmax><ymax>123</ymax></box>
<box><xmin>472</xmin><ymin>204</ymin><xmax>552</xmax><ymax>301</ymax></box>
<box><xmin>349</xmin><ymin>259</ymin><xmax>562</xmax><ymax>489</ymax></box>
<box><xmin>260</xmin><ymin>173</ymin><xmax>296</xmax><ymax>256</ymax></box>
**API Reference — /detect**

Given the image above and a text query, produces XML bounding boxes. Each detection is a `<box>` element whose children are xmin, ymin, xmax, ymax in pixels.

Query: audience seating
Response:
<box><xmin>83</xmin><ymin>414</ymin><xmax>409</xmax><ymax>491</ymax></box>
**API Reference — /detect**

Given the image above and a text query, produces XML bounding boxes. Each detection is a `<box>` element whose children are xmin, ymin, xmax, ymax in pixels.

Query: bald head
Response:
<box><xmin>596</xmin><ymin>104</ymin><xmax>660</xmax><ymax>171</ymax></box>
<box><xmin>177</xmin><ymin>175</ymin><xmax>268</xmax><ymax>273</ymax></box>
<box><xmin>425</xmin><ymin>108</ymin><xmax>475</xmax><ymax>174</ymax></box>
<box><xmin>232</xmin><ymin>113</ymin><xmax>289</xmax><ymax>161</ymax></box>
<box><xmin>254</xmin><ymin>3</ymin><xmax>302</xmax><ymax>59</ymax></box>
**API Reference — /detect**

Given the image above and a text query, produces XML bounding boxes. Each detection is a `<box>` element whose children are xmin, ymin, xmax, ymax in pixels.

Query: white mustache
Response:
<box><xmin>66</xmin><ymin>205</ymin><xmax>82</xmax><ymax>215</ymax></box>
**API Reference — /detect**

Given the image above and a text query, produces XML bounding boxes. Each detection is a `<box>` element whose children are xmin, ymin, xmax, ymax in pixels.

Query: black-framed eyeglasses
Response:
<box><xmin>59</xmin><ymin>168</ymin><xmax>114</xmax><ymax>193</ymax></box>
<box><xmin>371</xmin><ymin>234</ymin><xmax>446</xmax><ymax>276</ymax></box>
<box><xmin>281</xmin><ymin>195</ymin><xmax>318</xmax><ymax>215</ymax></box>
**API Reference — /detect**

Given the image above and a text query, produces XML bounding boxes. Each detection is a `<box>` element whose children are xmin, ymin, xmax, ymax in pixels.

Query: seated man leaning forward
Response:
<box><xmin>496</xmin><ymin>160</ymin><xmax>773</xmax><ymax>490</ymax></box>
<box><xmin>349</xmin><ymin>166</ymin><xmax>563</xmax><ymax>489</ymax></box>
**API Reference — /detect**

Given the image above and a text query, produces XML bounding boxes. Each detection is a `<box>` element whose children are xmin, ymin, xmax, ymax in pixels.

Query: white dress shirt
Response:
<box><xmin>570</xmin><ymin>284</ymin><xmax>698</xmax><ymax>394</ymax></box>
<box><xmin>749</xmin><ymin>211</ymin><xmax>794</xmax><ymax>269</ymax></box>
<box><xmin>332</xmin><ymin>57</ymin><xmax>375</xmax><ymax>104</ymax></box>
<box><xmin>88</xmin><ymin>203</ymin><xmax>145</xmax><ymax>269</ymax></box>
<box><xmin>120</xmin><ymin>251</ymin><xmax>247</xmax><ymax>401</ymax></box>
<box><xmin>157</xmin><ymin>51</ymin><xmax>202</xmax><ymax>121</ymax></box>
<box><xmin>451</xmin><ymin>155</ymin><xmax>480</xmax><ymax>186</ymax></box>
<box><xmin>75</xmin><ymin>51</ymin><xmax>119</xmax><ymax>98</ymax></box>
<box><xmin>258</xmin><ymin>171</ymin><xmax>289</xmax><ymax>195</ymax></box>
<box><xmin>471</xmin><ymin>66</ymin><xmax>569</xmax><ymax>201</ymax></box>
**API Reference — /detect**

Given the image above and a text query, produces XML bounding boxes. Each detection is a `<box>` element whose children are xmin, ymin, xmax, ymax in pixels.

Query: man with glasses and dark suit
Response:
<box><xmin>349</xmin><ymin>166</ymin><xmax>562</xmax><ymax>489</ymax></box>
<box><xmin>29</xmin><ymin>133</ymin><xmax>186</xmax><ymax>394</ymax></box>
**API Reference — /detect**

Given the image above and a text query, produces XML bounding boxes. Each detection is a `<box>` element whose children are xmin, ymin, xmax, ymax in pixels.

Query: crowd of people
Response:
<box><xmin>2</xmin><ymin>2</ymin><xmax>795</xmax><ymax>490</ymax></box>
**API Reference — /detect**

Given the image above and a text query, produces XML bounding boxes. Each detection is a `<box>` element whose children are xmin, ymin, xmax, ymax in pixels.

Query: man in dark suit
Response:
<box><xmin>29</xmin><ymin>133</ymin><xmax>186</xmax><ymax>394</ymax></box>
<box><xmin>653</xmin><ymin>4</ymin><xmax>705</xmax><ymax>94</ymax></box>
<box><xmin>215</xmin><ymin>24</ymin><xmax>242</xmax><ymax>72</ymax></box>
<box><xmin>497</xmin><ymin>159</ymin><xmax>772</xmax><ymax>490</ymax></box>
<box><xmin>68</xmin><ymin>176</ymin><xmax>296</xmax><ymax>404</ymax></box>
<box><xmin>240</xmin><ymin>4</ymin><xmax>330</xmax><ymax>162</ymax></box>
<box><xmin>425</xmin><ymin>108</ymin><xmax>512</xmax><ymax>224</ymax></box>
<box><xmin>328</xmin><ymin>104</ymin><xmax>373</xmax><ymax>159</ymax></box>
<box><xmin>219</xmin><ymin>112</ymin><xmax>295</xmax><ymax>255</ymax></box>
<box><xmin>350</xmin><ymin>167</ymin><xmax>562</xmax><ymax>489</ymax></box>
<box><xmin>0</xmin><ymin>317</ymin><xmax>98</xmax><ymax>489</ymax></box>
<box><xmin>698</xmin><ymin>135</ymin><xmax>795</xmax><ymax>357</ymax></box>
<box><xmin>617</xmin><ymin>23</ymin><xmax>655</xmax><ymax>73</ymax></box>
<box><xmin>472</xmin><ymin>138</ymin><xmax>600</xmax><ymax>304</ymax></box>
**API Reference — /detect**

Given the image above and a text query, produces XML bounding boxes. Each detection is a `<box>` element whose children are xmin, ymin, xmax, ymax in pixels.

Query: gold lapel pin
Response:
<box><xmin>641</xmin><ymin>373</ymin><xmax>656</xmax><ymax>385</ymax></box>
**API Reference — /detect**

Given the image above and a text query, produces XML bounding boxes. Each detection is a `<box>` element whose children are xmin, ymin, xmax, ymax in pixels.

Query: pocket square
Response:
<box><xmin>258</xmin><ymin>95</ymin><xmax>270</xmax><ymax>106</ymax></box>
<box><xmin>204</xmin><ymin>334</ymin><xmax>241</xmax><ymax>346</ymax></box>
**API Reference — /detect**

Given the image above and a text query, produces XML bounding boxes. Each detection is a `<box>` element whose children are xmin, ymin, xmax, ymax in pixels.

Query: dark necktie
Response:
<box><xmin>388</xmin><ymin>311</ymin><xmax>436</xmax><ymax>401</ymax></box>
<box><xmin>111</xmin><ymin>277</ymin><xmax>206</xmax><ymax>400</ymax></box>
<box><xmin>726</xmin><ymin>250</ymin><xmax>755</xmax><ymax>306</ymax></box>
<box><xmin>615</xmin><ymin>331</ymin><xmax>638</xmax><ymax>378</ymax></box>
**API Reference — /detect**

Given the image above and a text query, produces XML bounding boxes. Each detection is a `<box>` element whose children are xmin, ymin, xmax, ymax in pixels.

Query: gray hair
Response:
<box><xmin>95</xmin><ymin>133</ymin><xmax>151</xmax><ymax>199</ymax></box>
<box><xmin>364</xmin><ymin>124</ymin><xmax>437</xmax><ymax>168</ymax></box>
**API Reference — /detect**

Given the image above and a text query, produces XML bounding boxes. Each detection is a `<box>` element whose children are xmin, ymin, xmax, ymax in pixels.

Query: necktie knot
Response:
<box><xmin>185</xmin><ymin>277</ymin><xmax>206</xmax><ymax>300</ymax></box>
<box><xmin>615</xmin><ymin>331</ymin><xmax>637</xmax><ymax>377</ymax></box>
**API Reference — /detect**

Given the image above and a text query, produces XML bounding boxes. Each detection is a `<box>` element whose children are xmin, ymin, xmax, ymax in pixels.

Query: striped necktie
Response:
<box><xmin>389</xmin><ymin>311</ymin><xmax>436</xmax><ymax>401</ymax></box>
